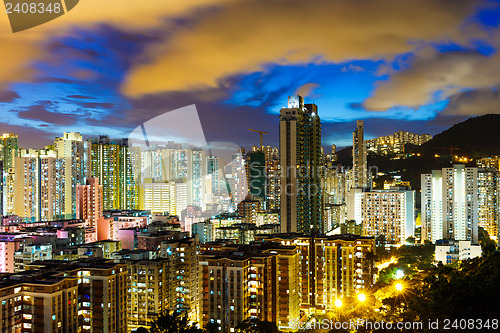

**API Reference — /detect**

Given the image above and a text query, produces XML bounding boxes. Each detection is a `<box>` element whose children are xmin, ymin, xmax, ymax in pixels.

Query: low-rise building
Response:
<box><xmin>14</xmin><ymin>243</ymin><xmax>52</xmax><ymax>272</ymax></box>
<box><xmin>435</xmin><ymin>239</ymin><xmax>482</xmax><ymax>264</ymax></box>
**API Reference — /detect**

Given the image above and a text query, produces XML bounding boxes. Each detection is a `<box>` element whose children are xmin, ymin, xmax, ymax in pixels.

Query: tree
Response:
<box><xmin>204</xmin><ymin>322</ymin><xmax>219</xmax><ymax>333</ymax></box>
<box><xmin>405</xmin><ymin>236</ymin><xmax>416</xmax><ymax>244</ymax></box>
<box><xmin>149</xmin><ymin>311</ymin><xmax>202</xmax><ymax>333</ymax></box>
<box><xmin>478</xmin><ymin>226</ymin><xmax>496</xmax><ymax>255</ymax></box>
<box><xmin>396</xmin><ymin>252</ymin><xmax>500</xmax><ymax>323</ymax></box>
<box><xmin>235</xmin><ymin>318</ymin><xmax>280</xmax><ymax>333</ymax></box>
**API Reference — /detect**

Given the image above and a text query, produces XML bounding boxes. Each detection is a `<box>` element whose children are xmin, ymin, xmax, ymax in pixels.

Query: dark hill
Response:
<box><xmin>418</xmin><ymin>114</ymin><xmax>500</xmax><ymax>158</ymax></box>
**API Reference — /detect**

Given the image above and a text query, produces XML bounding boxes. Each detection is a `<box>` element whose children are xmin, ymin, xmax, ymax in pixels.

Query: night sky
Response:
<box><xmin>1</xmin><ymin>0</ymin><xmax>500</xmax><ymax>149</ymax></box>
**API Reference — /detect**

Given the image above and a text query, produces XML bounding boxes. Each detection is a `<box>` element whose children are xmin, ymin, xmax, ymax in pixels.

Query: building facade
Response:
<box><xmin>279</xmin><ymin>95</ymin><xmax>322</xmax><ymax>234</ymax></box>
<box><xmin>352</xmin><ymin>120</ymin><xmax>367</xmax><ymax>188</ymax></box>
<box><xmin>347</xmin><ymin>187</ymin><xmax>415</xmax><ymax>244</ymax></box>
<box><xmin>421</xmin><ymin>165</ymin><xmax>479</xmax><ymax>243</ymax></box>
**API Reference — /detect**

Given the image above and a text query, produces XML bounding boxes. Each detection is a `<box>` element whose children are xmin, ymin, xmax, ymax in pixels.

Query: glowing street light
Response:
<box><xmin>357</xmin><ymin>293</ymin><xmax>366</xmax><ymax>302</ymax></box>
<box><xmin>395</xmin><ymin>269</ymin><xmax>404</xmax><ymax>279</ymax></box>
<box><xmin>395</xmin><ymin>283</ymin><xmax>404</xmax><ymax>292</ymax></box>
<box><xmin>335</xmin><ymin>299</ymin><xmax>343</xmax><ymax>308</ymax></box>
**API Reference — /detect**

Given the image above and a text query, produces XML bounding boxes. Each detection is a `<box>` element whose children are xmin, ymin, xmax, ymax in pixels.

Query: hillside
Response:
<box><xmin>331</xmin><ymin>114</ymin><xmax>500</xmax><ymax>204</ymax></box>
<box><xmin>418</xmin><ymin>114</ymin><xmax>500</xmax><ymax>158</ymax></box>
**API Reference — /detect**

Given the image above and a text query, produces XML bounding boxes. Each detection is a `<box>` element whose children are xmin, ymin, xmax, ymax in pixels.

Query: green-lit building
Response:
<box><xmin>246</xmin><ymin>150</ymin><xmax>266</xmax><ymax>206</ymax></box>
<box><xmin>0</xmin><ymin>133</ymin><xmax>18</xmax><ymax>215</ymax></box>
<box><xmin>89</xmin><ymin>136</ymin><xmax>140</xmax><ymax>210</ymax></box>
<box><xmin>279</xmin><ymin>95</ymin><xmax>323</xmax><ymax>235</ymax></box>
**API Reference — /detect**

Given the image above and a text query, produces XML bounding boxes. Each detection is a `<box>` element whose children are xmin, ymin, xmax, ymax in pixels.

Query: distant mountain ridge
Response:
<box><xmin>418</xmin><ymin>114</ymin><xmax>500</xmax><ymax>158</ymax></box>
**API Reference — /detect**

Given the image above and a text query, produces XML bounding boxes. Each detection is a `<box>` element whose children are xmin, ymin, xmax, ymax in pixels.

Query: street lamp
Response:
<box><xmin>395</xmin><ymin>282</ymin><xmax>404</xmax><ymax>292</ymax></box>
<box><xmin>357</xmin><ymin>293</ymin><xmax>366</xmax><ymax>302</ymax></box>
<box><xmin>335</xmin><ymin>299</ymin><xmax>343</xmax><ymax>308</ymax></box>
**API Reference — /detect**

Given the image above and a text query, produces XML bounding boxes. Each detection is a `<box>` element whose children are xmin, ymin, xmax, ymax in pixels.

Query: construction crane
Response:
<box><xmin>248</xmin><ymin>129</ymin><xmax>268</xmax><ymax>148</ymax></box>
<box><xmin>433</xmin><ymin>145</ymin><xmax>461</xmax><ymax>163</ymax></box>
<box><xmin>433</xmin><ymin>145</ymin><xmax>460</xmax><ymax>157</ymax></box>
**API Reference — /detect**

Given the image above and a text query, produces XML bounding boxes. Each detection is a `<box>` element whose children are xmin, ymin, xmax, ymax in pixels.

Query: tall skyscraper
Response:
<box><xmin>421</xmin><ymin>165</ymin><xmax>479</xmax><ymax>243</ymax></box>
<box><xmin>352</xmin><ymin>120</ymin><xmax>367</xmax><ymax>188</ymax></box>
<box><xmin>0</xmin><ymin>160</ymin><xmax>3</xmax><ymax>219</ymax></box>
<box><xmin>265</xmin><ymin>157</ymin><xmax>280</xmax><ymax>211</ymax></box>
<box><xmin>477</xmin><ymin>168</ymin><xmax>498</xmax><ymax>241</ymax></box>
<box><xmin>207</xmin><ymin>156</ymin><xmax>222</xmax><ymax>195</ymax></box>
<box><xmin>279</xmin><ymin>95</ymin><xmax>322</xmax><ymax>234</ymax></box>
<box><xmin>13</xmin><ymin>149</ymin><xmax>66</xmax><ymax>222</ymax></box>
<box><xmin>246</xmin><ymin>150</ymin><xmax>266</xmax><ymax>206</ymax></box>
<box><xmin>76</xmin><ymin>177</ymin><xmax>103</xmax><ymax>242</ymax></box>
<box><xmin>0</xmin><ymin>133</ymin><xmax>18</xmax><ymax>215</ymax></box>
<box><xmin>54</xmin><ymin>132</ymin><xmax>91</xmax><ymax>218</ymax></box>
<box><xmin>89</xmin><ymin>136</ymin><xmax>140</xmax><ymax>210</ymax></box>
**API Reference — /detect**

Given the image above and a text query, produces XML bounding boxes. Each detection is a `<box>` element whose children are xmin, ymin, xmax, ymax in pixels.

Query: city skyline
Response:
<box><xmin>1</xmin><ymin>1</ymin><xmax>499</xmax><ymax>332</ymax></box>
<box><xmin>0</xmin><ymin>0</ymin><xmax>499</xmax><ymax>149</ymax></box>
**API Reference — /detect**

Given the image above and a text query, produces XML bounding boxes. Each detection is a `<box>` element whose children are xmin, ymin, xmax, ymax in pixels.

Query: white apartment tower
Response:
<box><xmin>421</xmin><ymin>165</ymin><xmax>479</xmax><ymax>244</ymax></box>
<box><xmin>54</xmin><ymin>132</ymin><xmax>91</xmax><ymax>218</ymax></box>
<box><xmin>13</xmin><ymin>149</ymin><xmax>66</xmax><ymax>222</ymax></box>
<box><xmin>347</xmin><ymin>187</ymin><xmax>414</xmax><ymax>244</ymax></box>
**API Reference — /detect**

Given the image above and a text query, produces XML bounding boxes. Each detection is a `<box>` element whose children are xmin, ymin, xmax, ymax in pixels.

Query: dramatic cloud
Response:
<box><xmin>0</xmin><ymin>90</ymin><xmax>20</xmax><ymax>103</ymax></box>
<box><xmin>0</xmin><ymin>0</ymin><xmax>234</xmax><ymax>89</ymax></box>
<box><xmin>441</xmin><ymin>87</ymin><xmax>500</xmax><ymax>115</ymax></box>
<box><xmin>16</xmin><ymin>102</ymin><xmax>81</xmax><ymax>125</ymax></box>
<box><xmin>0</xmin><ymin>36</ymin><xmax>41</xmax><ymax>89</ymax></box>
<box><xmin>67</xmin><ymin>95</ymin><xmax>95</xmax><ymax>99</ymax></box>
<box><xmin>122</xmin><ymin>0</ymin><xmax>481</xmax><ymax>96</ymax></box>
<box><xmin>364</xmin><ymin>49</ymin><xmax>500</xmax><ymax>111</ymax></box>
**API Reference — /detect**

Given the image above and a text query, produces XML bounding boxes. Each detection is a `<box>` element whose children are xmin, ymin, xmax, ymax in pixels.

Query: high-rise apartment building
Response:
<box><xmin>207</xmin><ymin>156</ymin><xmax>222</xmax><ymax>195</ymax></box>
<box><xmin>421</xmin><ymin>165</ymin><xmax>479</xmax><ymax>243</ymax></box>
<box><xmin>199</xmin><ymin>243</ymin><xmax>300</xmax><ymax>332</ymax></box>
<box><xmin>139</xmin><ymin>179</ymin><xmax>188</xmax><ymax>215</ymax></box>
<box><xmin>347</xmin><ymin>187</ymin><xmax>415</xmax><ymax>244</ymax></box>
<box><xmin>13</xmin><ymin>149</ymin><xmax>66</xmax><ymax>222</ymax></box>
<box><xmin>246</xmin><ymin>151</ymin><xmax>266</xmax><ymax>206</ymax></box>
<box><xmin>159</xmin><ymin>237</ymin><xmax>201</xmax><ymax>323</ymax></box>
<box><xmin>324</xmin><ymin>166</ymin><xmax>347</xmax><ymax>205</ymax></box>
<box><xmin>477</xmin><ymin>168</ymin><xmax>498</xmax><ymax>241</ymax></box>
<box><xmin>126</xmin><ymin>259</ymin><xmax>169</xmax><ymax>332</ymax></box>
<box><xmin>76</xmin><ymin>177</ymin><xmax>103</xmax><ymax>242</ymax></box>
<box><xmin>265</xmin><ymin>158</ymin><xmax>280</xmax><ymax>211</ymax></box>
<box><xmin>237</xmin><ymin>195</ymin><xmax>261</xmax><ymax>224</ymax></box>
<box><xmin>142</xmin><ymin>144</ymin><xmax>212</xmax><ymax>210</ymax></box>
<box><xmin>54</xmin><ymin>132</ymin><xmax>91</xmax><ymax>218</ymax></box>
<box><xmin>0</xmin><ymin>133</ymin><xmax>18</xmax><ymax>215</ymax></box>
<box><xmin>0</xmin><ymin>260</ymin><xmax>128</xmax><ymax>332</ymax></box>
<box><xmin>279</xmin><ymin>95</ymin><xmax>322</xmax><ymax>234</ymax></box>
<box><xmin>352</xmin><ymin>120</ymin><xmax>367</xmax><ymax>188</ymax></box>
<box><xmin>89</xmin><ymin>136</ymin><xmax>140</xmax><ymax>210</ymax></box>
<box><xmin>365</xmin><ymin>130</ymin><xmax>432</xmax><ymax>155</ymax></box>
<box><xmin>228</xmin><ymin>151</ymin><xmax>248</xmax><ymax>209</ymax></box>
<box><xmin>256</xmin><ymin>234</ymin><xmax>375</xmax><ymax>314</ymax></box>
